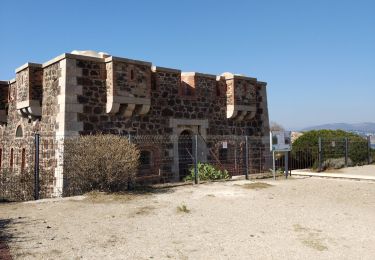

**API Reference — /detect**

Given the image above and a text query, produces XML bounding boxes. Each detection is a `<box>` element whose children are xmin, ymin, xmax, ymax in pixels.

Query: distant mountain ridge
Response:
<box><xmin>301</xmin><ymin>122</ymin><xmax>375</xmax><ymax>133</ymax></box>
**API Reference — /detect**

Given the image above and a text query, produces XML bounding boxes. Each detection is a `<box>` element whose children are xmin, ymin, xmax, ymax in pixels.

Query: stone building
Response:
<box><xmin>0</xmin><ymin>50</ymin><xmax>270</xmax><ymax>196</ymax></box>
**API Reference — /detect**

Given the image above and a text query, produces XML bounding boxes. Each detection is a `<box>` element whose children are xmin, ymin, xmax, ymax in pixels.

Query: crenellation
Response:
<box><xmin>151</xmin><ymin>65</ymin><xmax>181</xmax><ymax>74</ymax></box>
<box><xmin>0</xmin><ymin>81</ymin><xmax>9</xmax><ymax>123</ymax></box>
<box><xmin>15</xmin><ymin>63</ymin><xmax>44</xmax><ymax>119</ymax></box>
<box><xmin>15</xmin><ymin>62</ymin><xmax>42</xmax><ymax>73</ymax></box>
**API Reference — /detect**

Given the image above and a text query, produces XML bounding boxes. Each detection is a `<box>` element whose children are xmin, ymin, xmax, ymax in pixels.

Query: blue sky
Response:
<box><xmin>0</xmin><ymin>0</ymin><xmax>374</xmax><ymax>130</ymax></box>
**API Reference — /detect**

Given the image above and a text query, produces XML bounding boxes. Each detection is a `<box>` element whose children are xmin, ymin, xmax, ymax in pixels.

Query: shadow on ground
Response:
<box><xmin>0</xmin><ymin>218</ymin><xmax>13</xmax><ymax>260</ymax></box>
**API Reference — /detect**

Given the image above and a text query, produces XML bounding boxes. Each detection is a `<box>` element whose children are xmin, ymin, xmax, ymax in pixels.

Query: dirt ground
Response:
<box><xmin>327</xmin><ymin>164</ymin><xmax>375</xmax><ymax>175</ymax></box>
<box><xmin>1</xmin><ymin>177</ymin><xmax>375</xmax><ymax>260</ymax></box>
<box><xmin>295</xmin><ymin>164</ymin><xmax>375</xmax><ymax>176</ymax></box>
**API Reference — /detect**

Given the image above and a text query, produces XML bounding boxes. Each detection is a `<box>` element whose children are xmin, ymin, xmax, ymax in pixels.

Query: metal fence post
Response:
<box><xmin>194</xmin><ymin>134</ymin><xmax>198</xmax><ymax>184</ymax></box>
<box><xmin>345</xmin><ymin>138</ymin><xmax>348</xmax><ymax>167</ymax></box>
<box><xmin>272</xmin><ymin>151</ymin><xmax>276</xmax><ymax>180</ymax></box>
<box><xmin>245</xmin><ymin>136</ymin><xmax>249</xmax><ymax>180</ymax></box>
<box><xmin>127</xmin><ymin>133</ymin><xmax>133</xmax><ymax>190</ymax></box>
<box><xmin>34</xmin><ymin>133</ymin><xmax>40</xmax><ymax>200</ymax></box>
<box><xmin>234</xmin><ymin>141</ymin><xmax>237</xmax><ymax>175</ymax></box>
<box><xmin>368</xmin><ymin>136</ymin><xmax>371</xmax><ymax>165</ymax></box>
<box><xmin>318</xmin><ymin>137</ymin><xmax>322</xmax><ymax>172</ymax></box>
<box><xmin>289</xmin><ymin>151</ymin><xmax>292</xmax><ymax>176</ymax></box>
<box><xmin>284</xmin><ymin>151</ymin><xmax>288</xmax><ymax>179</ymax></box>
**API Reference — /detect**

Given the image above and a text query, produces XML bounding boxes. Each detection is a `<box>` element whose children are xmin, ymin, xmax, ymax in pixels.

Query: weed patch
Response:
<box><xmin>177</xmin><ymin>204</ymin><xmax>190</xmax><ymax>213</ymax></box>
<box><xmin>239</xmin><ymin>182</ymin><xmax>273</xmax><ymax>190</ymax></box>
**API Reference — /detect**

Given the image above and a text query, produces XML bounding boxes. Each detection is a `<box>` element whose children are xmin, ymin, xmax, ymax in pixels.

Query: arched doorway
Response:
<box><xmin>178</xmin><ymin>130</ymin><xmax>193</xmax><ymax>180</ymax></box>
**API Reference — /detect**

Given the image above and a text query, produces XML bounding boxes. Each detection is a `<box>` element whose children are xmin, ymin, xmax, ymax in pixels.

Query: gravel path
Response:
<box><xmin>1</xmin><ymin>177</ymin><xmax>375</xmax><ymax>259</ymax></box>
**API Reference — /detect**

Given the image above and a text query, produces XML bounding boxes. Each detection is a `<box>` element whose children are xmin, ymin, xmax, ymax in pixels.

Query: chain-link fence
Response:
<box><xmin>1</xmin><ymin>134</ymin><xmax>374</xmax><ymax>202</ymax></box>
<box><xmin>274</xmin><ymin>136</ymin><xmax>373</xmax><ymax>172</ymax></box>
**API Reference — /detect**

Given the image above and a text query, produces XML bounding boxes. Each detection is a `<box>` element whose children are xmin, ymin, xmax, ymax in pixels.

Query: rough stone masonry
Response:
<box><xmin>0</xmin><ymin>50</ymin><xmax>270</xmax><ymax>196</ymax></box>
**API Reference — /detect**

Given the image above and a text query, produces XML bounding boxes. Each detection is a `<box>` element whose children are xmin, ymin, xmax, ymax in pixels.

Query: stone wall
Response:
<box><xmin>39</xmin><ymin>62</ymin><xmax>61</xmax><ymax>136</ymax></box>
<box><xmin>15</xmin><ymin>65</ymin><xmax>43</xmax><ymax>104</ymax></box>
<box><xmin>16</xmin><ymin>69</ymin><xmax>29</xmax><ymax>103</ymax></box>
<box><xmin>0</xmin><ymin>51</ymin><xmax>270</xmax><ymax>189</ymax></box>
<box><xmin>0</xmin><ymin>79</ymin><xmax>36</xmax><ymax>172</ymax></box>
<box><xmin>0</xmin><ymin>81</ymin><xmax>8</xmax><ymax>124</ymax></box>
<box><xmin>0</xmin><ymin>61</ymin><xmax>62</xmax><ymax>196</ymax></box>
<box><xmin>67</xmin><ymin>56</ymin><xmax>269</xmax><ymax>181</ymax></box>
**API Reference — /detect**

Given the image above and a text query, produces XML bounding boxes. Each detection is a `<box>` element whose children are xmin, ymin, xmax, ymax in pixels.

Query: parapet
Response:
<box><xmin>15</xmin><ymin>63</ymin><xmax>43</xmax><ymax>119</ymax></box>
<box><xmin>221</xmin><ymin>72</ymin><xmax>258</xmax><ymax>121</ymax></box>
<box><xmin>3</xmin><ymin>50</ymin><xmax>267</xmax><ymax>122</ymax></box>
<box><xmin>105</xmin><ymin>56</ymin><xmax>152</xmax><ymax>117</ymax></box>
<box><xmin>0</xmin><ymin>80</ymin><xmax>9</xmax><ymax>123</ymax></box>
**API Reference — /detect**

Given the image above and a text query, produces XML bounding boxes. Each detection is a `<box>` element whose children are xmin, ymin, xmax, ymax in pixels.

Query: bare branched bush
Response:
<box><xmin>0</xmin><ymin>167</ymin><xmax>54</xmax><ymax>201</ymax></box>
<box><xmin>322</xmin><ymin>157</ymin><xmax>353</xmax><ymax>170</ymax></box>
<box><xmin>63</xmin><ymin>134</ymin><xmax>140</xmax><ymax>196</ymax></box>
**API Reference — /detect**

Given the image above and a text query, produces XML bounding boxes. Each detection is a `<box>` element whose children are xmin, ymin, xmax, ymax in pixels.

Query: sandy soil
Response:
<box><xmin>294</xmin><ymin>164</ymin><xmax>375</xmax><ymax>176</ymax></box>
<box><xmin>1</xmin><ymin>177</ymin><xmax>375</xmax><ymax>260</ymax></box>
<box><xmin>331</xmin><ymin>164</ymin><xmax>375</xmax><ymax>175</ymax></box>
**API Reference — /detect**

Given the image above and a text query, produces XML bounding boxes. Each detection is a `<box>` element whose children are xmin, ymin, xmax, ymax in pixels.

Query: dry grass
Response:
<box><xmin>84</xmin><ymin>191</ymin><xmax>142</xmax><ymax>203</ymax></box>
<box><xmin>238</xmin><ymin>182</ymin><xmax>273</xmax><ymax>190</ymax></box>
<box><xmin>177</xmin><ymin>204</ymin><xmax>190</xmax><ymax>213</ymax></box>
<box><xmin>293</xmin><ymin>224</ymin><xmax>328</xmax><ymax>251</ymax></box>
<box><xmin>130</xmin><ymin>206</ymin><xmax>156</xmax><ymax>217</ymax></box>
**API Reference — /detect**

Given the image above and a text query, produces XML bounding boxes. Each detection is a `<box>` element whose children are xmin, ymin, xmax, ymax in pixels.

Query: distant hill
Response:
<box><xmin>301</xmin><ymin>122</ymin><xmax>375</xmax><ymax>134</ymax></box>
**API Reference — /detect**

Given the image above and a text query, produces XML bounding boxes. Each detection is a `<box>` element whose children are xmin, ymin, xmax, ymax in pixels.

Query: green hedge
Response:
<box><xmin>293</xmin><ymin>130</ymin><xmax>370</xmax><ymax>167</ymax></box>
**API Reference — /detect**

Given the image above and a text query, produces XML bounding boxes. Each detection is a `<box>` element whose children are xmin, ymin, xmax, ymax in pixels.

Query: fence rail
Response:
<box><xmin>1</xmin><ymin>134</ymin><xmax>374</xmax><ymax>202</ymax></box>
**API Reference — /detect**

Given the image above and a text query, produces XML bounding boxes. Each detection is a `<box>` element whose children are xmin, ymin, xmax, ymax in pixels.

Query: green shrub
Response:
<box><xmin>184</xmin><ymin>163</ymin><xmax>230</xmax><ymax>181</ymax></box>
<box><xmin>63</xmin><ymin>134</ymin><xmax>140</xmax><ymax>196</ymax></box>
<box><xmin>293</xmin><ymin>130</ymin><xmax>370</xmax><ymax>167</ymax></box>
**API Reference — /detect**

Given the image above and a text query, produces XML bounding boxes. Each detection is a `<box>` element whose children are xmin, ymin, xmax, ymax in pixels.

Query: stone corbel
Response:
<box><xmin>226</xmin><ymin>104</ymin><xmax>237</xmax><ymax>119</ymax></box>
<box><xmin>106</xmin><ymin>96</ymin><xmax>120</xmax><ymax>114</ymax></box>
<box><xmin>107</xmin><ymin>95</ymin><xmax>151</xmax><ymax>117</ymax></box>
<box><xmin>243</xmin><ymin>111</ymin><xmax>256</xmax><ymax>120</ymax></box>
<box><xmin>16</xmin><ymin>100</ymin><xmax>42</xmax><ymax>118</ymax></box>
<box><xmin>227</xmin><ymin>104</ymin><xmax>256</xmax><ymax>121</ymax></box>
<box><xmin>105</xmin><ymin>56</ymin><xmax>151</xmax><ymax>118</ymax></box>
